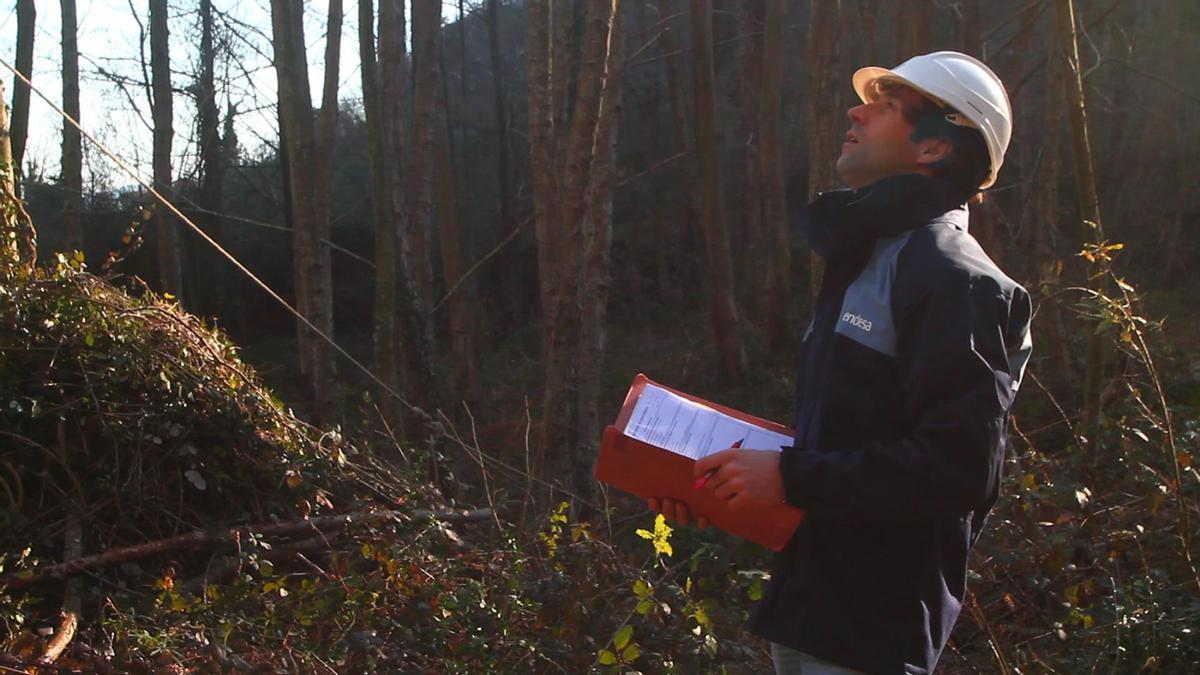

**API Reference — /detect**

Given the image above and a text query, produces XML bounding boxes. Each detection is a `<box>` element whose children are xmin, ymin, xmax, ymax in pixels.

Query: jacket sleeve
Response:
<box><xmin>779</xmin><ymin>271</ymin><xmax>1032</xmax><ymax>522</ymax></box>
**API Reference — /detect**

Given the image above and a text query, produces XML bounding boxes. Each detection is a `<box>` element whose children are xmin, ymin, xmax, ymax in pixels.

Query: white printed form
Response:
<box><xmin>623</xmin><ymin>383</ymin><xmax>793</xmax><ymax>461</ymax></box>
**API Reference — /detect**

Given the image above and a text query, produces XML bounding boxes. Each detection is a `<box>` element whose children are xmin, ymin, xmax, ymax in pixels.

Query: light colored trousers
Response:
<box><xmin>771</xmin><ymin>643</ymin><xmax>868</xmax><ymax>675</ymax></box>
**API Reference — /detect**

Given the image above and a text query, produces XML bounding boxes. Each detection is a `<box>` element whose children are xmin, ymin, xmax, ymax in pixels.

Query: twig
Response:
<box><xmin>968</xmin><ymin>589</ymin><xmax>1011</xmax><ymax>674</ymax></box>
<box><xmin>0</xmin><ymin>508</ymin><xmax>492</xmax><ymax>589</ymax></box>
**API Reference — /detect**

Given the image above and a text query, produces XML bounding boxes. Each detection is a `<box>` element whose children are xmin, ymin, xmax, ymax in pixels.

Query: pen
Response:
<box><xmin>694</xmin><ymin>438</ymin><xmax>743</xmax><ymax>490</ymax></box>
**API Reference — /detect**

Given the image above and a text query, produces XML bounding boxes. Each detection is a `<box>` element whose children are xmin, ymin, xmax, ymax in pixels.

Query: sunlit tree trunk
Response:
<box><xmin>528</xmin><ymin>0</ymin><xmax>622</xmax><ymax>499</ymax></box>
<box><xmin>1054</xmin><ymin>0</ymin><xmax>1107</xmax><ymax>450</ymax></box>
<box><xmin>271</xmin><ymin>0</ymin><xmax>337</xmax><ymax>423</ymax></box>
<box><xmin>0</xmin><ymin>81</ymin><xmax>35</xmax><ymax>275</ymax></box>
<box><xmin>808</xmin><ymin>0</ymin><xmax>839</xmax><ymax>297</ymax></box>
<box><xmin>11</xmin><ymin>0</ymin><xmax>35</xmax><ymax>195</ymax></box>
<box><xmin>60</xmin><ymin>0</ymin><xmax>83</xmax><ymax>253</ymax></box>
<box><xmin>577</xmin><ymin>0</ymin><xmax>625</xmax><ymax>513</ymax></box>
<box><xmin>150</xmin><ymin>0</ymin><xmax>182</xmax><ymax>298</ymax></box>
<box><xmin>689</xmin><ymin>0</ymin><xmax>745</xmax><ymax>380</ymax></box>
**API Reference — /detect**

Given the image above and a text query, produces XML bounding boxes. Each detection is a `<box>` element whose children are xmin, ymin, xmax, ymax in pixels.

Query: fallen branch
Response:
<box><xmin>0</xmin><ymin>508</ymin><xmax>493</xmax><ymax>589</ymax></box>
<box><xmin>34</xmin><ymin>610</ymin><xmax>78</xmax><ymax>667</ymax></box>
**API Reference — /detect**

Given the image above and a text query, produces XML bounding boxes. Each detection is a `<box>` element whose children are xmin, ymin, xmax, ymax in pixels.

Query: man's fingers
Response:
<box><xmin>697</xmin><ymin>516</ymin><xmax>710</xmax><ymax>529</ymax></box>
<box><xmin>695</xmin><ymin>448</ymin><xmax>735</xmax><ymax>477</ymax></box>
<box><xmin>647</xmin><ymin>497</ymin><xmax>661</xmax><ymax>513</ymax></box>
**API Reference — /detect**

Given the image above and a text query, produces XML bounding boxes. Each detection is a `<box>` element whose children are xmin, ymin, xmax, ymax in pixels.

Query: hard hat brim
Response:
<box><xmin>852</xmin><ymin>66</ymin><xmax>947</xmax><ymax>109</ymax></box>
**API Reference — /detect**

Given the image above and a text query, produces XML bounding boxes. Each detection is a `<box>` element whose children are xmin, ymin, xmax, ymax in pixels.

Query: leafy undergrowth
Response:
<box><xmin>0</xmin><ymin>263</ymin><xmax>774</xmax><ymax>673</ymax></box>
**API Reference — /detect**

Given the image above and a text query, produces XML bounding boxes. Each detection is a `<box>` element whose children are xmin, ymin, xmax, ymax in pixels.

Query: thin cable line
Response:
<box><xmin>0</xmin><ymin>56</ymin><xmax>597</xmax><ymax>510</ymax></box>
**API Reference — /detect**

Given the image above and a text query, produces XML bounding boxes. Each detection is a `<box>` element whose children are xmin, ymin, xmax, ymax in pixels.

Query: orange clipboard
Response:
<box><xmin>595</xmin><ymin>374</ymin><xmax>804</xmax><ymax>551</ymax></box>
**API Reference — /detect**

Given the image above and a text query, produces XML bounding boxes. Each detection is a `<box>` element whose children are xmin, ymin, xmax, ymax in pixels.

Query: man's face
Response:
<box><xmin>835</xmin><ymin>84</ymin><xmax>931</xmax><ymax>189</ymax></box>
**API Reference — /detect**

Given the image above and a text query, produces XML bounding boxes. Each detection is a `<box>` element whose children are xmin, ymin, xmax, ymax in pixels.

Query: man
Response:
<box><xmin>649</xmin><ymin>52</ymin><xmax>1032</xmax><ymax>674</ymax></box>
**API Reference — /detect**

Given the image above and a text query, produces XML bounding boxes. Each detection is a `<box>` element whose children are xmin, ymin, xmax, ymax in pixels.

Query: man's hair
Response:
<box><xmin>878</xmin><ymin>82</ymin><xmax>992</xmax><ymax>199</ymax></box>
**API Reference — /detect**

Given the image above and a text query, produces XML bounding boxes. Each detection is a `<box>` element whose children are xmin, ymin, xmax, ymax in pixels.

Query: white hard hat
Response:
<box><xmin>852</xmin><ymin>51</ymin><xmax>1012</xmax><ymax>189</ymax></box>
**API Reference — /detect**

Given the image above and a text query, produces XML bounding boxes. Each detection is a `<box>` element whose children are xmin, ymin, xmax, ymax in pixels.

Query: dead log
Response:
<box><xmin>0</xmin><ymin>508</ymin><xmax>492</xmax><ymax>589</ymax></box>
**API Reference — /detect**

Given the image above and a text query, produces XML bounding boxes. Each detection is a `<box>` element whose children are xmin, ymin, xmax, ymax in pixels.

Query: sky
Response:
<box><xmin>0</xmin><ymin>0</ymin><xmax>466</xmax><ymax>186</ymax></box>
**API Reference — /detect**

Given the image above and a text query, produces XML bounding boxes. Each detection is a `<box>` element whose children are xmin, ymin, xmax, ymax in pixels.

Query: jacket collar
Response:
<box><xmin>801</xmin><ymin>174</ymin><xmax>968</xmax><ymax>258</ymax></box>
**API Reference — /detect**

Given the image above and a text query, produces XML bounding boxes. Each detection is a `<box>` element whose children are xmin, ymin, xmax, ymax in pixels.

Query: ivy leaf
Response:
<box><xmin>597</xmin><ymin>649</ymin><xmax>617</xmax><ymax>665</ymax></box>
<box><xmin>614</xmin><ymin>625</ymin><xmax>633</xmax><ymax>650</ymax></box>
<box><xmin>621</xmin><ymin>643</ymin><xmax>641</xmax><ymax>661</ymax></box>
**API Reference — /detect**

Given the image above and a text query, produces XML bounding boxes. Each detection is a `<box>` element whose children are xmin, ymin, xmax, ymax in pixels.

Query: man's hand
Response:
<box><xmin>646</xmin><ymin>497</ymin><xmax>709</xmax><ymax>529</ymax></box>
<box><xmin>695</xmin><ymin>448</ymin><xmax>786</xmax><ymax>510</ymax></box>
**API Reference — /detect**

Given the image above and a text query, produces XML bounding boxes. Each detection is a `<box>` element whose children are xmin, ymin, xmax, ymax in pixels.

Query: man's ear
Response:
<box><xmin>915</xmin><ymin>137</ymin><xmax>952</xmax><ymax>167</ymax></box>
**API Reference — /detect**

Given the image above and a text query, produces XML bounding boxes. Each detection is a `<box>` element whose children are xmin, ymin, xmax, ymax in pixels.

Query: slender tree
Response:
<box><xmin>689</xmin><ymin>0</ymin><xmax>745</xmax><ymax>380</ymax></box>
<box><xmin>313</xmin><ymin>0</ymin><xmax>343</xmax><ymax>227</ymax></box>
<box><xmin>1054</xmin><ymin>0</ymin><xmax>1107</xmax><ymax>449</ymax></box>
<box><xmin>359</xmin><ymin>0</ymin><xmax>400</xmax><ymax>429</ymax></box>
<box><xmin>433</xmin><ymin>43</ymin><xmax>477</xmax><ymax>408</ymax></box>
<box><xmin>528</xmin><ymin>0</ymin><xmax>623</xmax><ymax>499</ymax></box>
<box><xmin>270</xmin><ymin>0</ymin><xmax>337</xmax><ymax>422</ymax></box>
<box><xmin>576</xmin><ymin>0</ymin><xmax>625</xmax><ymax>512</ymax></box>
<box><xmin>196</xmin><ymin>0</ymin><xmax>224</xmax><ymax>316</ymax></box>
<box><xmin>738</xmin><ymin>0</ymin><xmax>764</xmax><ymax>317</ymax></box>
<box><xmin>150</xmin><ymin>0</ymin><xmax>182</xmax><ymax>298</ymax></box>
<box><xmin>409</xmin><ymin>0</ymin><xmax>438</xmax><ymax>308</ymax></box>
<box><xmin>486</xmin><ymin>0</ymin><xmax>514</xmax><ymax>233</ymax></box>
<box><xmin>895</xmin><ymin>0</ymin><xmax>927</xmax><ymax>61</ymax></box>
<box><xmin>60</xmin><ymin>0</ymin><xmax>83</xmax><ymax>253</ymax></box>
<box><xmin>382</xmin><ymin>0</ymin><xmax>440</xmax><ymax>429</ymax></box>
<box><xmin>807</xmin><ymin>0</ymin><xmax>839</xmax><ymax>296</ymax></box>
<box><xmin>759</xmin><ymin>0</ymin><xmax>789</xmax><ymax>348</ymax></box>
<box><xmin>657</xmin><ymin>0</ymin><xmax>698</xmax><ymax>303</ymax></box>
<box><xmin>10</xmin><ymin>0</ymin><xmax>35</xmax><ymax>193</ymax></box>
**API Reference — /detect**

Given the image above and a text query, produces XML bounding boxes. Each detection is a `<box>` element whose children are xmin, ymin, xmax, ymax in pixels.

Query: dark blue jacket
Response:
<box><xmin>747</xmin><ymin>175</ymin><xmax>1032</xmax><ymax>674</ymax></box>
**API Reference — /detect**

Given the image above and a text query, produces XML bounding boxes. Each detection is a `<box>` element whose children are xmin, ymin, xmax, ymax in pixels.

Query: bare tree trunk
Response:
<box><xmin>271</xmin><ymin>0</ymin><xmax>338</xmax><ymax>423</ymax></box>
<box><xmin>150</xmin><ymin>0</ymin><xmax>182</xmax><ymax>299</ymax></box>
<box><xmin>409</xmin><ymin>0</ymin><xmax>438</xmax><ymax>309</ymax></box>
<box><xmin>738</xmin><ymin>0</ymin><xmax>764</xmax><ymax>320</ymax></box>
<box><xmin>657</xmin><ymin>0</ymin><xmax>698</xmax><ymax>305</ymax></box>
<box><xmin>528</xmin><ymin>0</ymin><xmax>622</xmax><ymax>497</ymax></box>
<box><xmin>486</xmin><ymin>0</ymin><xmax>515</xmax><ymax>236</ymax></box>
<box><xmin>60</xmin><ymin>0</ymin><xmax>83</xmax><ymax>253</ymax></box>
<box><xmin>359</xmin><ymin>0</ymin><xmax>400</xmax><ymax>430</ymax></box>
<box><xmin>432</xmin><ymin>9</ymin><xmax>477</xmax><ymax>407</ymax></box>
<box><xmin>859</xmin><ymin>0</ymin><xmax>878</xmax><ymax>65</ymax></box>
<box><xmin>381</xmin><ymin>0</ymin><xmax>440</xmax><ymax>427</ymax></box>
<box><xmin>197</xmin><ymin>0</ymin><xmax>224</xmax><ymax>317</ymax></box>
<box><xmin>314</xmin><ymin>0</ymin><xmax>343</xmax><ymax>227</ymax></box>
<box><xmin>11</xmin><ymin>0</ymin><xmax>35</xmax><ymax>194</ymax></box>
<box><xmin>0</xmin><ymin>81</ymin><xmax>30</xmax><ymax>276</ymax></box>
<box><xmin>895</xmin><ymin>0</ymin><xmax>928</xmax><ymax>61</ymax></box>
<box><xmin>484</xmin><ymin>0</ymin><xmax>523</xmax><ymax>327</ymax></box>
<box><xmin>1054</xmin><ymin>0</ymin><xmax>1107</xmax><ymax>450</ymax></box>
<box><xmin>577</xmin><ymin>0</ymin><xmax>625</xmax><ymax>514</ymax></box>
<box><xmin>959</xmin><ymin>0</ymin><xmax>1001</xmax><ymax>263</ymax></box>
<box><xmin>689</xmin><ymin>0</ymin><xmax>745</xmax><ymax>381</ymax></box>
<box><xmin>808</xmin><ymin>0</ymin><xmax>839</xmax><ymax>297</ymax></box>
<box><xmin>759</xmin><ymin>0</ymin><xmax>789</xmax><ymax>349</ymax></box>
